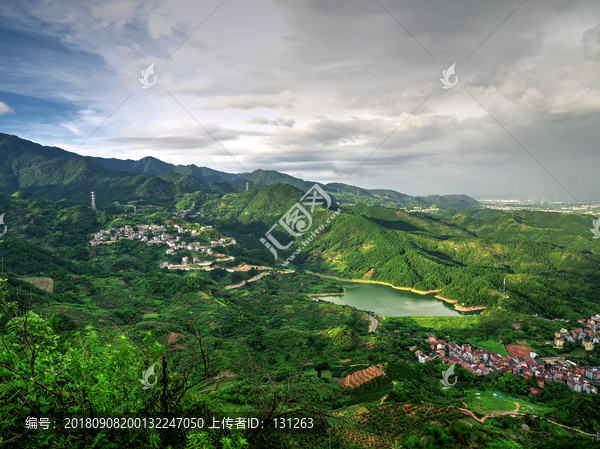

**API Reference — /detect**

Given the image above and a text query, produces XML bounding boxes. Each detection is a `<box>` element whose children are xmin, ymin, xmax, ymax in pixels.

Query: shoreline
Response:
<box><xmin>435</xmin><ymin>294</ymin><xmax>486</xmax><ymax>312</ymax></box>
<box><xmin>307</xmin><ymin>271</ymin><xmax>485</xmax><ymax>313</ymax></box>
<box><xmin>306</xmin><ymin>272</ymin><xmax>441</xmax><ymax>295</ymax></box>
<box><xmin>309</xmin><ymin>291</ymin><xmax>345</xmax><ymax>297</ymax></box>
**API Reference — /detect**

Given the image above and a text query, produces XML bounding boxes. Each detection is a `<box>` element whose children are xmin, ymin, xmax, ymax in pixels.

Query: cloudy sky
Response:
<box><xmin>1</xmin><ymin>0</ymin><xmax>599</xmax><ymax>200</ymax></box>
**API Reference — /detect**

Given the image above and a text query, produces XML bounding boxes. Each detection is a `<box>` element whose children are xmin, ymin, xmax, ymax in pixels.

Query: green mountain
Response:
<box><xmin>235</xmin><ymin>168</ymin><xmax>313</xmax><ymax>191</ymax></box>
<box><xmin>87</xmin><ymin>154</ymin><xmax>240</xmax><ymax>182</ymax></box>
<box><xmin>0</xmin><ymin>133</ymin><xmax>247</xmax><ymax>207</ymax></box>
<box><xmin>86</xmin><ymin>155</ymin><xmax>174</xmax><ymax>175</ymax></box>
<box><xmin>0</xmin><ymin>133</ymin><xmax>481</xmax><ymax>210</ymax></box>
<box><xmin>417</xmin><ymin>194</ymin><xmax>481</xmax><ymax>209</ymax></box>
<box><xmin>172</xmin><ymin>164</ymin><xmax>240</xmax><ymax>182</ymax></box>
<box><xmin>200</xmin><ymin>186</ymin><xmax>600</xmax><ymax>318</ymax></box>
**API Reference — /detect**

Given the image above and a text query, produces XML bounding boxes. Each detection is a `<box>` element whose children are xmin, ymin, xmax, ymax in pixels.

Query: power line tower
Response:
<box><xmin>246</xmin><ymin>182</ymin><xmax>249</xmax><ymax>191</ymax></box>
<box><xmin>91</xmin><ymin>192</ymin><xmax>96</xmax><ymax>210</ymax></box>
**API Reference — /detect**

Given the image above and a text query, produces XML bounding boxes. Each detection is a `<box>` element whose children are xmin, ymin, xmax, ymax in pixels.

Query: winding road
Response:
<box><xmin>367</xmin><ymin>314</ymin><xmax>378</xmax><ymax>332</ymax></box>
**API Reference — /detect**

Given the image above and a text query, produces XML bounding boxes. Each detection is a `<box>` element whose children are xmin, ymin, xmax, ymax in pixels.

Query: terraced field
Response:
<box><xmin>337</xmin><ymin>364</ymin><xmax>385</xmax><ymax>389</ymax></box>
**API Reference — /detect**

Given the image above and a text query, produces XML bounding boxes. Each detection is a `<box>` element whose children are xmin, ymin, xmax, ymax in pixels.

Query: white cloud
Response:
<box><xmin>0</xmin><ymin>102</ymin><xmax>14</xmax><ymax>115</ymax></box>
<box><xmin>204</xmin><ymin>90</ymin><xmax>296</xmax><ymax>110</ymax></box>
<box><xmin>247</xmin><ymin>115</ymin><xmax>295</xmax><ymax>127</ymax></box>
<box><xmin>3</xmin><ymin>0</ymin><xmax>600</xmax><ymax>198</ymax></box>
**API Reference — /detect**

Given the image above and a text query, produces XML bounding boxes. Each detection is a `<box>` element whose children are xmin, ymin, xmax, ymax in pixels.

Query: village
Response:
<box><xmin>90</xmin><ymin>223</ymin><xmax>236</xmax><ymax>265</ymax></box>
<box><xmin>88</xmin><ymin>222</ymin><xmax>284</xmax><ymax>285</ymax></box>
<box><xmin>415</xmin><ymin>314</ymin><xmax>600</xmax><ymax>395</ymax></box>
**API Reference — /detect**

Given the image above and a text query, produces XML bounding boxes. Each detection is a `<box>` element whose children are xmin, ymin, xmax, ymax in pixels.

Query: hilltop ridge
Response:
<box><xmin>0</xmin><ymin>133</ymin><xmax>480</xmax><ymax>210</ymax></box>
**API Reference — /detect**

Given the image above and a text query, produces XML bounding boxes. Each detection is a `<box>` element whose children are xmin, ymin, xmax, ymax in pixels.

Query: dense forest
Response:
<box><xmin>0</xmin><ymin>181</ymin><xmax>599</xmax><ymax>448</ymax></box>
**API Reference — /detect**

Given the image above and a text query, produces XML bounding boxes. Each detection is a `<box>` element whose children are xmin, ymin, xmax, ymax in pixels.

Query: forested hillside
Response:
<box><xmin>199</xmin><ymin>190</ymin><xmax>600</xmax><ymax>318</ymax></box>
<box><xmin>0</xmin><ymin>133</ymin><xmax>481</xmax><ymax>211</ymax></box>
<box><xmin>0</xmin><ymin>172</ymin><xmax>599</xmax><ymax>448</ymax></box>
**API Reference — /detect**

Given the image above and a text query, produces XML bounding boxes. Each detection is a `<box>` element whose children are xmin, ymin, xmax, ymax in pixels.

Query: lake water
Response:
<box><xmin>316</xmin><ymin>281</ymin><xmax>478</xmax><ymax>316</ymax></box>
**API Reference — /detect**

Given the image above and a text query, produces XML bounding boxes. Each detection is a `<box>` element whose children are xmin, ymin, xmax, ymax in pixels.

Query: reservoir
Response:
<box><xmin>316</xmin><ymin>281</ymin><xmax>478</xmax><ymax>316</ymax></box>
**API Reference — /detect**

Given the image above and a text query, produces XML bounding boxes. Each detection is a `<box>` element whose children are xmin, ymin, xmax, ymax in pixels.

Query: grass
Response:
<box><xmin>474</xmin><ymin>340</ymin><xmax>509</xmax><ymax>356</ymax></box>
<box><xmin>464</xmin><ymin>390</ymin><xmax>553</xmax><ymax>417</ymax></box>
<box><xmin>17</xmin><ymin>277</ymin><xmax>54</xmax><ymax>293</ymax></box>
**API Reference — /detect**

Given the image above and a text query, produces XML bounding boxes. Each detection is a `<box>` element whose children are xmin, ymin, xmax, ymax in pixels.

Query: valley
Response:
<box><xmin>0</xmin><ymin>136</ymin><xmax>599</xmax><ymax>449</ymax></box>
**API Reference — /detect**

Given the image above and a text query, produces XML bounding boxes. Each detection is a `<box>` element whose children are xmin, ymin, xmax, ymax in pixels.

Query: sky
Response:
<box><xmin>1</xmin><ymin>0</ymin><xmax>599</xmax><ymax>200</ymax></box>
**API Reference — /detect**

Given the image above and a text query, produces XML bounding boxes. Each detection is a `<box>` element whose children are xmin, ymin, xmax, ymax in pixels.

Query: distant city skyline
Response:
<box><xmin>1</xmin><ymin>0</ymin><xmax>600</xmax><ymax>199</ymax></box>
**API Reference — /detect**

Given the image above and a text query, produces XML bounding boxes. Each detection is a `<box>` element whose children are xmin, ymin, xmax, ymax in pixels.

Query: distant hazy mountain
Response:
<box><xmin>0</xmin><ymin>133</ymin><xmax>481</xmax><ymax>209</ymax></box>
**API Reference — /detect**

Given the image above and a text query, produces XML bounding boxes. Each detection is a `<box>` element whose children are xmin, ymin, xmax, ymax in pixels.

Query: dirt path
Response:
<box><xmin>459</xmin><ymin>401</ymin><xmax>523</xmax><ymax>423</ymax></box>
<box><xmin>544</xmin><ymin>419</ymin><xmax>597</xmax><ymax>437</ymax></box>
<box><xmin>460</xmin><ymin>402</ymin><xmax>596</xmax><ymax>438</ymax></box>
<box><xmin>458</xmin><ymin>408</ymin><xmax>485</xmax><ymax>423</ymax></box>
<box><xmin>224</xmin><ymin>272</ymin><xmax>273</xmax><ymax>290</ymax></box>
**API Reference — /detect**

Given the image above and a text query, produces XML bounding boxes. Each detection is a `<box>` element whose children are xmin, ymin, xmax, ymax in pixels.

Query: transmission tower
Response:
<box><xmin>91</xmin><ymin>192</ymin><xmax>96</xmax><ymax>210</ymax></box>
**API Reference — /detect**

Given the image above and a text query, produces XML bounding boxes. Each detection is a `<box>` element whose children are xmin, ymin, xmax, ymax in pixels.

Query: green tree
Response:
<box><xmin>329</xmin><ymin>326</ymin><xmax>357</xmax><ymax>351</ymax></box>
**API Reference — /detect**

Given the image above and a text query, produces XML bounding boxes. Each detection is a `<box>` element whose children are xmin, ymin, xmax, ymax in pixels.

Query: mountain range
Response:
<box><xmin>0</xmin><ymin>133</ymin><xmax>480</xmax><ymax>209</ymax></box>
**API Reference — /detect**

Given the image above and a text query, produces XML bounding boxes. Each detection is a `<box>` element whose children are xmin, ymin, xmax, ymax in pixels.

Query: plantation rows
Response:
<box><xmin>385</xmin><ymin>362</ymin><xmax>420</xmax><ymax>382</ymax></box>
<box><xmin>363</xmin><ymin>404</ymin><xmax>465</xmax><ymax>440</ymax></box>
<box><xmin>346</xmin><ymin>375</ymin><xmax>393</xmax><ymax>405</ymax></box>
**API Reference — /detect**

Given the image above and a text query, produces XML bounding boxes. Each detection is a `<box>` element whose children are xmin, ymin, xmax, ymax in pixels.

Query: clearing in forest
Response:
<box><xmin>506</xmin><ymin>344</ymin><xmax>532</xmax><ymax>357</ymax></box>
<box><xmin>17</xmin><ymin>277</ymin><xmax>54</xmax><ymax>293</ymax></box>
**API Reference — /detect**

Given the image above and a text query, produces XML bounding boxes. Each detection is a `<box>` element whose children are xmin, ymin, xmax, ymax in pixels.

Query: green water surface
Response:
<box><xmin>317</xmin><ymin>281</ymin><xmax>479</xmax><ymax>316</ymax></box>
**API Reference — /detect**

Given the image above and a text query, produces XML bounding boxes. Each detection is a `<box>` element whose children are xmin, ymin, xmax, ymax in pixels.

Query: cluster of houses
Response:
<box><xmin>552</xmin><ymin>314</ymin><xmax>600</xmax><ymax>351</ymax></box>
<box><xmin>90</xmin><ymin>224</ymin><xmax>235</xmax><ymax>265</ymax></box>
<box><xmin>171</xmin><ymin>210</ymin><xmax>202</xmax><ymax>219</ymax></box>
<box><xmin>90</xmin><ymin>224</ymin><xmax>158</xmax><ymax>245</ymax></box>
<box><xmin>414</xmin><ymin>314</ymin><xmax>600</xmax><ymax>395</ymax></box>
